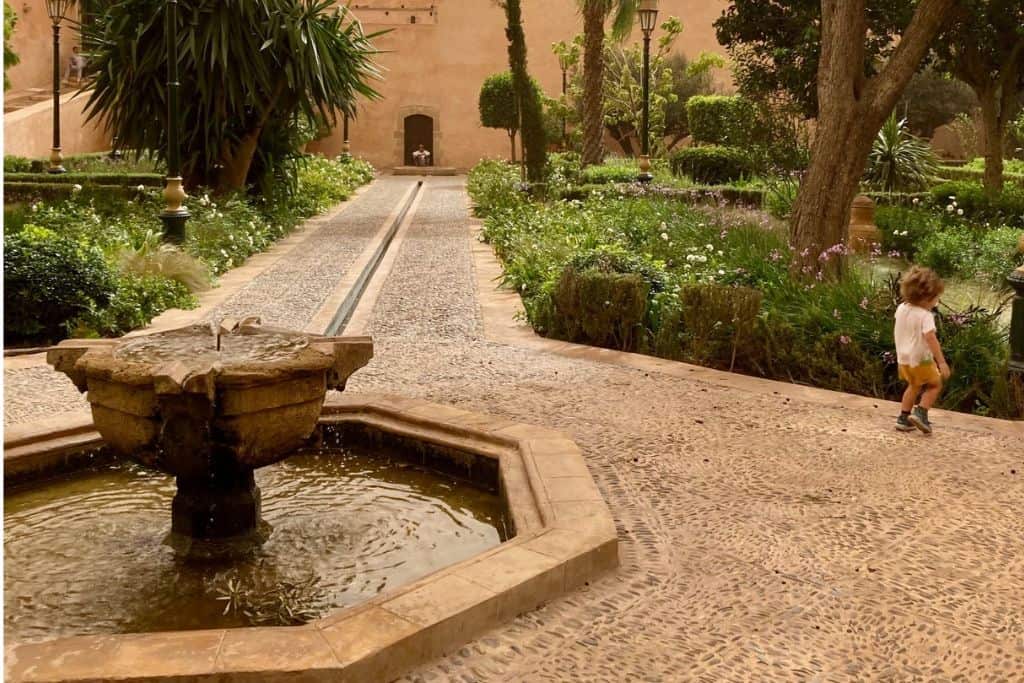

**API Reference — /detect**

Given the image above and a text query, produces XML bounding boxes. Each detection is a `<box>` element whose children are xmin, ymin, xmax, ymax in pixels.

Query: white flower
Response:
<box><xmin>718</xmin><ymin>269</ymin><xmax>725</xmax><ymax>275</ymax></box>
<box><xmin>705</xmin><ymin>243</ymin><xmax>714</xmax><ymax>251</ymax></box>
<box><xmin>956</xmin><ymin>208</ymin><xmax>964</xmax><ymax>216</ymax></box>
<box><xmin>912</xmin><ymin>197</ymin><xmax>920</xmax><ymax>205</ymax></box>
<box><xmin>660</xmin><ymin>232</ymin><xmax>669</xmax><ymax>241</ymax></box>
<box><xmin>136</xmin><ymin>184</ymin><xmax>145</xmax><ymax>192</ymax></box>
<box><xmin>946</xmin><ymin>204</ymin><xmax>955</xmax><ymax>213</ymax></box>
<box><xmin>698</xmin><ymin>255</ymin><xmax>708</xmax><ymax>263</ymax></box>
<box><xmin>72</xmin><ymin>184</ymin><xmax>83</xmax><ymax>192</ymax></box>
<box><xmin>717</xmin><ymin>250</ymin><xmax>724</xmax><ymax>256</ymax></box>
<box><xmin>30</xmin><ymin>203</ymin><xmax>38</xmax><ymax>212</ymax></box>
<box><xmin>660</xmin><ymin>221</ymin><xmax>667</xmax><ymax>230</ymax></box>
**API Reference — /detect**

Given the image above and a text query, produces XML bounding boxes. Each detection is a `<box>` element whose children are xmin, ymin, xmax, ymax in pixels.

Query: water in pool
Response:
<box><xmin>4</xmin><ymin>443</ymin><xmax>506</xmax><ymax>642</ymax></box>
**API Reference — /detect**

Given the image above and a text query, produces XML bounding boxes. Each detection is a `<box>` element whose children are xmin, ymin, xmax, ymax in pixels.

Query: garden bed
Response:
<box><xmin>4</xmin><ymin>155</ymin><xmax>375</xmax><ymax>346</ymax></box>
<box><xmin>469</xmin><ymin>159</ymin><xmax>1022</xmax><ymax>418</ymax></box>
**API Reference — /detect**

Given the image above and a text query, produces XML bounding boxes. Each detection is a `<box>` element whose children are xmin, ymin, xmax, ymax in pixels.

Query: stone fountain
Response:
<box><xmin>47</xmin><ymin>318</ymin><xmax>372</xmax><ymax>543</ymax></box>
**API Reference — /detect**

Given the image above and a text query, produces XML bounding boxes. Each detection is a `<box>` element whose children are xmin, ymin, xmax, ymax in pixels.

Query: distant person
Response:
<box><xmin>894</xmin><ymin>266</ymin><xmax>950</xmax><ymax>434</ymax></box>
<box><xmin>412</xmin><ymin>144</ymin><xmax>431</xmax><ymax>167</ymax></box>
<box><xmin>65</xmin><ymin>46</ymin><xmax>87</xmax><ymax>85</ymax></box>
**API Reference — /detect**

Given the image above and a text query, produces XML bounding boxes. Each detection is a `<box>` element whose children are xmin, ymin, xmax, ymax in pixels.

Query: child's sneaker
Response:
<box><xmin>895</xmin><ymin>414</ymin><xmax>915</xmax><ymax>432</ymax></box>
<box><xmin>908</xmin><ymin>406</ymin><xmax>932</xmax><ymax>434</ymax></box>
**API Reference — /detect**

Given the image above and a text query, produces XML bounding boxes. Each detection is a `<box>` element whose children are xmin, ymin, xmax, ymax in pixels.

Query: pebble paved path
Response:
<box><xmin>5</xmin><ymin>177</ymin><xmax>1023</xmax><ymax>681</ymax></box>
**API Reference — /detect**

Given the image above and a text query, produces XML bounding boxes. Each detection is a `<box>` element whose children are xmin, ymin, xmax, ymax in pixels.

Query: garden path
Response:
<box><xmin>4</xmin><ymin>176</ymin><xmax>1024</xmax><ymax>681</ymax></box>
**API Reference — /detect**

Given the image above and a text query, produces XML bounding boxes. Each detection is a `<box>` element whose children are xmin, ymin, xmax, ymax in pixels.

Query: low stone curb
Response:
<box><xmin>4</xmin><ymin>393</ymin><xmax>618</xmax><ymax>683</ymax></box>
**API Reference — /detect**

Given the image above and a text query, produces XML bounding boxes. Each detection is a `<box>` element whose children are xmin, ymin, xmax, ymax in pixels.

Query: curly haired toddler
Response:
<box><xmin>894</xmin><ymin>266</ymin><xmax>949</xmax><ymax>434</ymax></box>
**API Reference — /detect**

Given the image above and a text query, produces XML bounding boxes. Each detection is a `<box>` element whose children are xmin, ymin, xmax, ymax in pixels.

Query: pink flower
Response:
<box><xmin>839</xmin><ymin>335</ymin><xmax>851</xmax><ymax>345</ymax></box>
<box><xmin>859</xmin><ymin>297</ymin><xmax>869</xmax><ymax>310</ymax></box>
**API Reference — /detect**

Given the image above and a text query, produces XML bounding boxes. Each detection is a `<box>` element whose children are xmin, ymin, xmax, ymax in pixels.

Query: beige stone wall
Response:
<box><xmin>4</xmin><ymin>92</ymin><xmax>110</xmax><ymax>158</ymax></box>
<box><xmin>311</xmin><ymin>0</ymin><xmax>730</xmax><ymax>169</ymax></box>
<box><xmin>5</xmin><ymin>1</ymin><xmax>81</xmax><ymax>93</ymax></box>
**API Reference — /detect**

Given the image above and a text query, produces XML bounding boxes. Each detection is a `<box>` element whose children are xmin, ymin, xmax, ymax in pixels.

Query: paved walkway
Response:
<box><xmin>5</xmin><ymin>177</ymin><xmax>1023</xmax><ymax>681</ymax></box>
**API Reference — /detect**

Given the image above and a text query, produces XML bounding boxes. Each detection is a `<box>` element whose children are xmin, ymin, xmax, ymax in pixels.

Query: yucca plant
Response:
<box><xmin>865</xmin><ymin>113</ymin><xmax>939</xmax><ymax>192</ymax></box>
<box><xmin>83</xmin><ymin>0</ymin><xmax>383</xmax><ymax>193</ymax></box>
<box><xmin>117</xmin><ymin>229</ymin><xmax>211</xmax><ymax>293</ymax></box>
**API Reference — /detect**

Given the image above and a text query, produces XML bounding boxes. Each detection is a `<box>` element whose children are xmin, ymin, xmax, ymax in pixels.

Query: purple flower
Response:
<box><xmin>769</xmin><ymin>249</ymin><xmax>782</xmax><ymax>262</ymax></box>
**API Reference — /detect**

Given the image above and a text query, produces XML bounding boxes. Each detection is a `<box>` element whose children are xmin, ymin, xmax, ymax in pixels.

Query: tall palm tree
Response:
<box><xmin>578</xmin><ymin>0</ymin><xmax>636</xmax><ymax>166</ymax></box>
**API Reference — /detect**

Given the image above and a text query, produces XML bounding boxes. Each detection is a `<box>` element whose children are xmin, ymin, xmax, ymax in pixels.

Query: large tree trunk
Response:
<box><xmin>581</xmin><ymin>2</ymin><xmax>606</xmax><ymax>167</ymax></box>
<box><xmin>217</xmin><ymin>128</ymin><xmax>265</xmax><ymax>192</ymax></box>
<box><xmin>978</xmin><ymin>86</ymin><xmax>1005</xmax><ymax>196</ymax></box>
<box><xmin>789</xmin><ymin>0</ymin><xmax>954</xmax><ymax>276</ymax></box>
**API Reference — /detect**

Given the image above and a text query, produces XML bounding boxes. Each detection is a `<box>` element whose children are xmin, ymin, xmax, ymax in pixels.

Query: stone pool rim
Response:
<box><xmin>4</xmin><ymin>392</ymin><xmax>619</xmax><ymax>683</ymax></box>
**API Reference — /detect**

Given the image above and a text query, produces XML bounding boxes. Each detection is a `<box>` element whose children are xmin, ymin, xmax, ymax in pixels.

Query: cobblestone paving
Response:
<box><xmin>202</xmin><ymin>176</ymin><xmax>415</xmax><ymax>329</ymax></box>
<box><xmin>5</xmin><ymin>176</ymin><xmax>1023</xmax><ymax>681</ymax></box>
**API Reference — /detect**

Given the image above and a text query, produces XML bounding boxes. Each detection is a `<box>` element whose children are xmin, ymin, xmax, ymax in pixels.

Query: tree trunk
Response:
<box><xmin>508</xmin><ymin>130</ymin><xmax>517</xmax><ymax>162</ymax></box>
<box><xmin>607</xmin><ymin>123</ymin><xmax>636</xmax><ymax>157</ymax></box>
<box><xmin>978</xmin><ymin>86</ymin><xmax>1005</xmax><ymax>196</ymax></box>
<box><xmin>789</xmin><ymin>0</ymin><xmax>954</xmax><ymax>276</ymax></box>
<box><xmin>217</xmin><ymin>128</ymin><xmax>262</xmax><ymax>192</ymax></box>
<box><xmin>581</xmin><ymin>1</ymin><xmax>606</xmax><ymax>167</ymax></box>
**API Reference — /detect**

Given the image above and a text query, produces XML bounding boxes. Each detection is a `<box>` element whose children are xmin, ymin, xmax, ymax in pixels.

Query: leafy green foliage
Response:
<box><xmin>714</xmin><ymin>0</ymin><xmax>915</xmax><ymax>118</ymax></box>
<box><xmin>84</xmin><ymin>0</ymin><xmax>381</xmax><ymax>191</ymax></box>
<box><xmin>865</xmin><ymin>114</ymin><xmax>939</xmax><ymax>192</ymax></box>
<box><xmin>669</xmin><ymin>146</ymin><xmax>753</xmax><ymax>184</ymax></box>
<box><xmin>4</xmin><ymin>226</ymin><xmax>117</xmax><ymax>344</ymax></box>
<box><xmin>470</xmin><ymin>159</ymin><xmax>1017</xmax><ymax>416</ymax></box>
<box><xmin>686</xmin><ymin>95</ymin><xmax>757</xmax><ymax>147</ymax></box>
<box><xmin>896</xmin><ymin>69</ymin><xmax>977</xmax><ymax>136</ymax></box>
<box><xmin>74</xmin><ymin>273</ymin><xmax>196</xmax><ymax>337</ymax></box>
<box><xmin>662</xmin><ymin>52</ymin><xmax>721</xmax><ymax>149</ymax></box>
<box><xmin>479</xmin><ymin>72</ymin><xmax>521</xmax><ymax>134</ymax></box>
<box><xmin>501</xmin><ymin>0</ymin><xmax>546</xmax><ymax>181</ymax></box>
<box><xmin>3</xmin><ymin>1</ymin><xmax>18</xmax><ymax>91</ymax></box>
<box><xmin>467</xmin><ymin>159</ymin><xmax>527</xmax><ymax>217</ymax></box>
<box><xmin>930</xmin><ymin>180</ymin><xmax>1024</xmax><ymax>227</ymax></box>
<box><xmin>917</xmin><ymin>225</ymin><xmax>1023</xmax><ymax>286</ymax></box>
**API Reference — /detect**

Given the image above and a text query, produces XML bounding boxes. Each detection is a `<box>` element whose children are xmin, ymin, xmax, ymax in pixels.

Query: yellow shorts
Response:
<box><xmin>899</xmin><ymin>362</ymin><xmax>941</xmax><ymax>387</ymax></box>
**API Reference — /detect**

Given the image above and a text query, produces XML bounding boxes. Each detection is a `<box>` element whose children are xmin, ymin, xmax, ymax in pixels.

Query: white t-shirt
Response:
<box><xmin>894</xmin><ymin>302</ymin><xmax>936</xmax><ymax>366</ymax></box>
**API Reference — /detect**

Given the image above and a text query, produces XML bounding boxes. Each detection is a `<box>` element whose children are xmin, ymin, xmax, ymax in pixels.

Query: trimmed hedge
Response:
<box><xmin>669</xmin><ymin>146</ymin><xmax>753</xmax><ymax>184</ymax></box>
<box><xmin>686</xmin><ymin>95</ymin><xmax>756</xmax><ymax>146</ymax></box>
<box><xmin>937</xmin><ymin>165</ymin><xmax>1024</xmax><ymax>189</ymax></box>
<box><xmin>930</xmin><ymin>180</ymin><xmax>1024</xmax><ymax>227</ymax></box>
<box><xmin>4</xmin><ymin>172</ymin><xmax>163</xmax><ymax>185</ymax></box>
<box><xmin>3</xmin><ymin>182</ymin><xmax>139</xmax><ymax>202</ymax></box>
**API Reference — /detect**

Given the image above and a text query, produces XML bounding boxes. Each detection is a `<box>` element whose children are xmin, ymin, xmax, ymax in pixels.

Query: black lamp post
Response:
<box><xmin>45</xmin><ymin>0</ymin><xmax>76</xmax><ymax>174</ymax></box>
<box><xmin>558</xmin><ymin>52</ymin><xmax>570</xmax><ymax>150</ymax></box>
<box><xmin>1009</xmin><ymin>236</ymin><xmax>1024</xmax><ymax>377</ymax></box>
<box><xmin>342</xmin><ymin>112</ymin><xmax>351</xmax><ymax>158</ymax></box>
<box><xmin>160</xmin><ymin>0</ymin><xmax>189</xmax><ymax>243</ymax></box>
<box><xmin>637</xmin><ymin>0</ymin><xmax>658</xmax><ymax>184</ymax></box>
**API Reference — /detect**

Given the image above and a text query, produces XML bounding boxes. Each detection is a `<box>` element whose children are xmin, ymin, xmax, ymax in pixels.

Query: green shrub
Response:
<box><xmin>865</xmin><ymin>114</ymin><xmax>938</xmax><ymax>192</ymax></box>
<box><xmin>4</xmin><ymin>172</ymin><xmax>163</xmax><ymax>185</ymax></box>
<box><xmin>669</xmin><ymin>146</ymin><xmax>753</xmax><ymax>184</ymax></box>
<box><xmin>686</xmin><ymin>95</ymin><xmax>756</xmax><ymax>146</ymax></box>
<box><xmin>3</xmin><ymin>155</ymin><xmax>31</xmax><ymax>173</ymax></box>
<box><xmin>917</xmin><ymin>225</ymin><xmax>1023</xmax><ymax>287</ymax></box>
<box><xmin>467</xmin><ymin>159</ymin><xmax>526</xmax><ymax>216</ymax></box>
<box><xmin>763</xmin><ymin>177</ymin><xmax>799</xmax><ymax>220</ymax></box>
<box><xmin>654</xmin><ymin>284</ymin><xmax>763</xmax><ymax>369</ymax></box>
<box><xmin>549</xmin><ymin>266</ymin><xmax>649</xmax><ymax>351</ymax></box>
<box><xmin>73</xmin><ymin>273</ymin><xmax>195</xmax><ymax>338</ymax></box>
<box><xmin>875</xmin><ymin>205</ymin><xmax>940</xmax><ymax>258</ymax></box>
<box><xmin>4</xmin><ymin>226</ymin><xmax>117</xmax><ymax>343</ymax></box>
<box><xmin>930</xmin><ymin>181</ymin><xmax>1024</xmax><ymax>227</ymax></box>
<box><xmin>581</xmin><ymin>164</ymin><xmax>639</xmax><ymax>185</ymax></box>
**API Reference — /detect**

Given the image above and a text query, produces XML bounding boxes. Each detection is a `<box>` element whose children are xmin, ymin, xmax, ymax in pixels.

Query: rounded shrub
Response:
<box><xmin>930</xmin><ymin>181</ymin><xmax>1024</xmax><ymax>227</ymax></box>
<box><xmin>685</xmin><ymin>95</ymin><xmax>756</xmax><ymax>146</ymax></box>
<box><xmin>4</xmin><ymin>225</ymin><xmax>117</xmax><ymax>344</ymax></box>
<box><xmin>669</xmin><ymin>146</ymin><xmax>753</xmax><ymax>184</ymax></box>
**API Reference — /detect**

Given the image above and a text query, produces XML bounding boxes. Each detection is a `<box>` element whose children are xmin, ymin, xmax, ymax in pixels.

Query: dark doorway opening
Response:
<box><xmin>404</xmin><ymin>114</ymin><xmax>433</xmax><ymax>166</ymax></box>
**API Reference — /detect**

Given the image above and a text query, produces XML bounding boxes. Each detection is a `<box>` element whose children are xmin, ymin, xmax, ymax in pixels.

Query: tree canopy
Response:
<box><xmin>83</xmin><ymin>0</ymin><xmax>382</xmax><ymax>192</ymax></box>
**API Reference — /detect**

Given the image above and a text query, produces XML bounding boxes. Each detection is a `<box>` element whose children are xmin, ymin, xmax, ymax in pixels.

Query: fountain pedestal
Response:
<box><xmin>48</xmin><ymin>319</ymin><xmax>372</xmax><ymax>543</ymax></box>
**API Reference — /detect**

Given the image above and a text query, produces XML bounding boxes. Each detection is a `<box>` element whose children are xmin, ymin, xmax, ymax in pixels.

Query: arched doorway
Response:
<box><xmin>404</xmin><ymin>114</ymin><xmax>433</xmax><ymax>166</ymax></box>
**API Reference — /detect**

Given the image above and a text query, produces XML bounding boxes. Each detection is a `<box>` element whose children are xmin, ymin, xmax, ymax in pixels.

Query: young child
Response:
<box><xmin>894</xmin><ymin>266</ymin><xmax>950</xmax><ymax>434</ymax></box>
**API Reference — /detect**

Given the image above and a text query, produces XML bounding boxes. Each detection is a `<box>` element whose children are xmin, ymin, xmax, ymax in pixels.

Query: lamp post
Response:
<box><xmin>160</xmin><ymin>0</ymin><xmax>189</xmax><ymax>243</ymax></box>
<box><xmin>342</xmin><ymin>112</ymin><xmax>351</xmax><ymax>158</ymax></box>
<box><xmin>45</xmin><ymin>0</ymin><xmax>76</xmax><ymax>174</ymax></box>
<box><xmin>637</xmin><ymin>0</ymin><xmax>658</xmax><ymax>184</ymax></box>
<box><xmin>1008</xmin><ymin>235</ymin><xmax>1024</xmax><ymax>376</ymax></box>
<box><xmin>558</xmin><ymin>51</ymin><xmax>570</xmax><ymax>150</ymax></box>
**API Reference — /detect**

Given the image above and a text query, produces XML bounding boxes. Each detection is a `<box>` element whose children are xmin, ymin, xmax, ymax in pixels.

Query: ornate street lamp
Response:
<box><xmin>160</xmin><ymin>0</ymin><xmax>189</xmax><ymax>243</ymax></box>
<box><xmin>637</xmin><ymin>0</ymin><xmax>658</xmax><ymax>183</ymax></box>
<box><xmin>45</xmin><ymin>0</ymin><xmax>76</xmax><ymax>174</ymax></box>
<box><xmin>558</xmin><ymin>51</ymin><xmax>571</xmax><ymax>150</ymax></box>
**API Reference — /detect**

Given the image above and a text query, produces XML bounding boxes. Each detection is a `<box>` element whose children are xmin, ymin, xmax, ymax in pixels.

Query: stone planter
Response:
<box><xmin>847</xmin><ymin>194</ymin><xmax>881</xmax><ymax>253</ymax></box>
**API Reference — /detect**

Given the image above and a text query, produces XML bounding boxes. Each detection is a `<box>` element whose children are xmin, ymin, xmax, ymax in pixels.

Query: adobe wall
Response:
<box><xmin>3</xmin><ymin>92</ymin><xmax>110</xmax><ymax>158</ymax></box>
<box><xmin>311</xmin><ymin>0</ymin><xmax>730</xmax><ymax>169</ymax></box>
<box><xmin>5</xmin><ymin>1</ymin><xmax>81</xmax><ymax>93</ymax></box>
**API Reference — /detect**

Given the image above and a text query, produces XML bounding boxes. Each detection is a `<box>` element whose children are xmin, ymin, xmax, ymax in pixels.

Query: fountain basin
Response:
<box><xmin>46</xmin><ymin>321</ymin><xmax>373</xmax><ymax>540</ymax></box>
<box><xmin>4</xmin><ymin>393</ymin><xmax>618</xmax><ymax>683</ymax></box>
